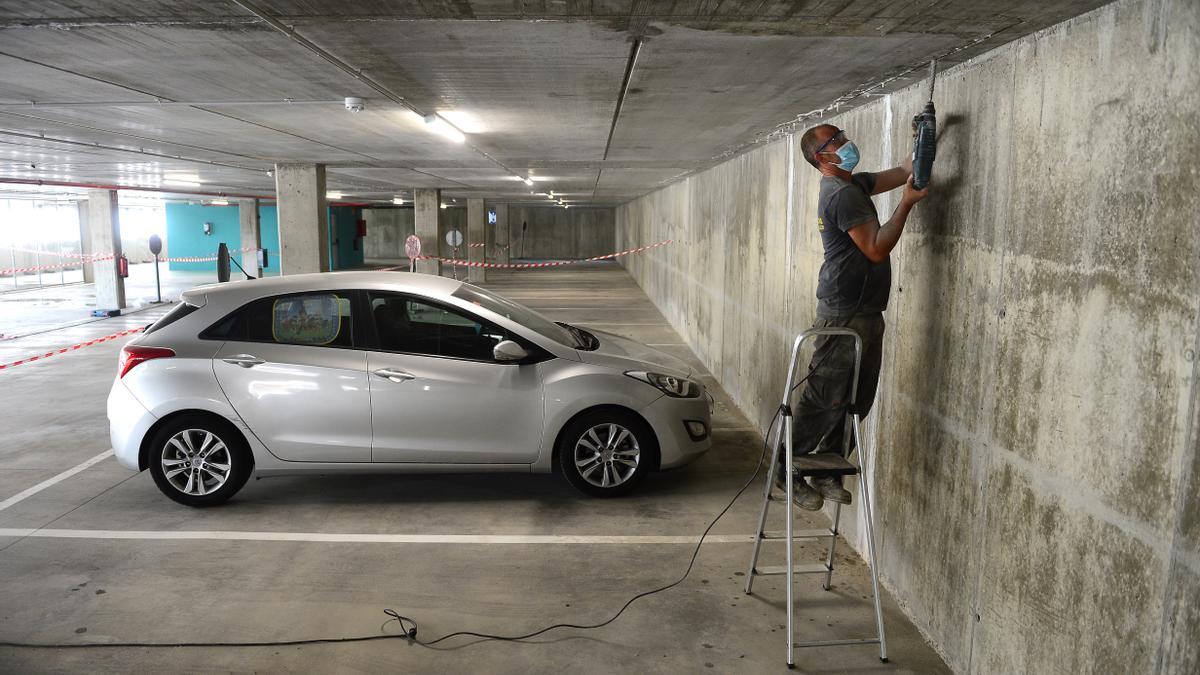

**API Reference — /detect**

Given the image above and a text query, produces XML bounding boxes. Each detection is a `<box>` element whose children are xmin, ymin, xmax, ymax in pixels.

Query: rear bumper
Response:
<box><xmin>642</xmin><ymin>389</ymin><xmax>713</xmax><ymax>469</ymax></box>
<box><xmin>107</xmin><ymin>378</ymin><xmax>155</xmax><ymax>471</ymax></box>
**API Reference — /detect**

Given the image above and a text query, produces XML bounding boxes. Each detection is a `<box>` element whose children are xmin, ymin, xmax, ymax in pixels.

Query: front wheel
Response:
<box><xmin>148</xmin><ymin>415</ymin><xmax>252</xmax><ymax>507</ymax></box>
<box><xmin>558</xmin><ymin>410</ymin><xmax>656</xmax><ymax>497</ymax></box>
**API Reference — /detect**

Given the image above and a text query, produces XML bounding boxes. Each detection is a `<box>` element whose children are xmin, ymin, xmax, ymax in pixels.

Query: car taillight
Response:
<box><xmin>118</xmin><ymin>345</ymin><xmax>175</xmax><ymax>378</ymax></box>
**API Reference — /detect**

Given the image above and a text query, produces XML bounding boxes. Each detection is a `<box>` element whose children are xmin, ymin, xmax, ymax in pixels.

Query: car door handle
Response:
<box><xmin>373</xmin><ymin>368</ymin><xmax>415</xmax><ymax>383</ymax></box>
<box><xmin>222</xmin><ymin>354</ymin><xmax>265</xmax><ymax>368</ymax></box>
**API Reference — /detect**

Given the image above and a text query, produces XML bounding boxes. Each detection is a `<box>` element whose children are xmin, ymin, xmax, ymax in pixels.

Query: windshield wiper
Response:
<box><xmin>556</xmin><ymin>321</ymin><xmax>593</xmax><ymax>350</ymax></box>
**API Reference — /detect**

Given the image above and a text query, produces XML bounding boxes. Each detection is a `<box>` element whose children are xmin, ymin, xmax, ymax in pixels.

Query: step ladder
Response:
<box><xmin>744</xmin><ymin>327</ymin><xmax>888</xmax><ymax>668</ymax></box>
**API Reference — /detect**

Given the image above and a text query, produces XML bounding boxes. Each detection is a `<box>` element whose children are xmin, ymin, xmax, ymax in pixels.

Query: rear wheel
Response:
<box><xmin>148</xmin><ymin>415</ymin><xmax>252</xmax><ymax>507</ymax></box>
<box><xmin>558</xmin><ymin>409</ymin><xmax>655</xmax><ymax>497</ymax></box>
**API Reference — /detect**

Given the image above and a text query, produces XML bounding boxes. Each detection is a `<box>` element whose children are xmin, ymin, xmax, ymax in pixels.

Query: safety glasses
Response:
<box><xmin>813</xmin><ymin>130</ymin><xmax>846</xmax><ymax>156</ymax></box>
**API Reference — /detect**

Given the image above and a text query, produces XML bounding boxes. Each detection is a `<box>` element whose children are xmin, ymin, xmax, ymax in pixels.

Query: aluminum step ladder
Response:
<box><xmin>744</xmin><ymin>327</ymin><xmax>888</xmax><ymax>668</ymax></box>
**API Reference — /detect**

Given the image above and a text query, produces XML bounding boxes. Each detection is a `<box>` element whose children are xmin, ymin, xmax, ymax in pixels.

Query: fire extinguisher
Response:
<box><xmin>117</xmin><ymin>255</ymin><xmax>130</xmax><ymax>278</ymax></box>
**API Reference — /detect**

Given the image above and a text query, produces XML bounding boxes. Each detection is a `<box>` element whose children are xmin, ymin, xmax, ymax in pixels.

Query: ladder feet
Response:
<box><xmin>786</xmin><ymin>663</ymin><xmax>795</xmax><ymax>669</ymax></box>
<box><xmin>821</xmin><ymin>583</ymin><xmax>831</xmax><ymax>591</ymax></box>
<box><xmin>880</xmin><ymin>658</ymin><xmax>889</xmax><ymax>663</ymax></box>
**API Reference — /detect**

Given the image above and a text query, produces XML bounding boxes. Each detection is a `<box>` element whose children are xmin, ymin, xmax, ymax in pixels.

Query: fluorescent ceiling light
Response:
<box><xmin>424</xmin><ymin>114</ymin><xmax>466</xmax><ymax>144</ymax></box>
<box><xmin>440</xmin><ymin>203</ymin><xmax>448</xmax><ymax>209</ymax></box>
<box><xmin>530</xmin><ymin>176</ymin><xmax>553</xmax><ymax>182</ymax></box>
<box><xmin>437</xmin><ymin>110</ymin><xmax>486</xmax><ymax>134</ymax></box>
<box><xmin>392</xmin><ymin>197</ymin><xmax>405</xmax><ymax>205</ymax></box>
<box><xmin>210</xmin><ymin>199</ymin><xmax>230</xmax><ymax>206</ymax></box>
<box><xmin>326</xmin><ymin>191</ymin><xmax>343</xmax><ymax>199</ymax></box>
<box><xmin>522</xmin><ymin>177</ymin><xmax>533</xmax><ymax>186</ymax></box>
<box><xmin>163</xmin><ymin>179</ymin><xmax>201</xmax><ymax>188</ymax></box>
<box><xmin>164</xmin><ymin>173</ymin><xmax>200</xmax><ymax>182</ymax></box>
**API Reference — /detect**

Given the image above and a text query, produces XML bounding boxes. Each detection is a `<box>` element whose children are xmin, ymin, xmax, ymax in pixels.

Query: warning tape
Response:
<box><xmin>0</xmin><ymin>325</ymin><xmax>145</xmax><ymax>371</ymax></box>
<box><xmin>415</xmin><ymin>239</ymin><xmax>673</xmax><ymax>269</ymax></box>
<box><xmin>0</xmin><ymin>247</ymin><xmax>259</xmax><ymax>276</ymax></box>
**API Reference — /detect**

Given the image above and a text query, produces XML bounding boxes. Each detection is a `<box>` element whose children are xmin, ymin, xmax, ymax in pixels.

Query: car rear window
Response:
<box><xmin>143</xmin><ymin>302</ymin><xmax>199</xmax><ymax>335</ymax></box>
<box><xmin>201</xmin><ymin>292</ymin><xmax>358</xmax><ymax>348</ymax></box>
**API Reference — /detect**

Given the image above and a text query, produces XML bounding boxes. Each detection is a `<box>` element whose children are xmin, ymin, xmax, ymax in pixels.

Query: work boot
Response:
<box><xmin>775</xmin><ymin>467</ymin><xmax>824</xmax><ymax>511</ymax></box>
<box><xmin>811</xmin><ymin>476</ymin><xmax>852</xmax><ymax>505</ymax></box>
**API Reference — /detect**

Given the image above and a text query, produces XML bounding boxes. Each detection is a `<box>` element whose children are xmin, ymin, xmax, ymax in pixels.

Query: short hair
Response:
<box><xmin>800</xmin><ymin>124</ymin><xmax>837</xmax><ymax>169</ymax></box>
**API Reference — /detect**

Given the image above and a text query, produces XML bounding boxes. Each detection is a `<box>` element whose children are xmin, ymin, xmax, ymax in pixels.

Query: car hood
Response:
<box><xmin>576</xmin><ymin>328</ymin><xmax>693</xmax><ymax>378</ymax></box>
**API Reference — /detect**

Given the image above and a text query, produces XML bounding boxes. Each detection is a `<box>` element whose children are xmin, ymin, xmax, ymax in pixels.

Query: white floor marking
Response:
<box><xmin>0</xmin><ymin>450</ymin><xmax>113</xmax><ymax>512</ymax></box>
<box><xmin>0</xmin><ymin>528</ymin><xmax>756</xmax><ymax>545</ymax></box>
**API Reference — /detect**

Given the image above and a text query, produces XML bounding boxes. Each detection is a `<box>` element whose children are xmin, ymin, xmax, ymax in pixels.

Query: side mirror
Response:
<box><xmin>493</xmin><ymin>340</ymin><xmax>529</xmax><ymax>362</ymax></box>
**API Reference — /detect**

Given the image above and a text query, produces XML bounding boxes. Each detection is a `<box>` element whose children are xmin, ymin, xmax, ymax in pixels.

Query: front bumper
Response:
<box><xmin>641</xmin><ymin>388</ymin><xmax>714</xmax><ymax>469</ymax></box>
<box><xmin>107</xmin><ymin>378</ymin><xmax>156</xmax><ymax>471</ymax></box>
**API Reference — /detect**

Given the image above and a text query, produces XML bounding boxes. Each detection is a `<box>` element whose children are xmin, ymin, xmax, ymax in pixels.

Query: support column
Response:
<box><xmin>77</xmin><ymin>199</ymin><xmax>94</xmax><ymax>283</ymax></box>
<box><xmin>238</xmin><ymin>198</ymin><xmax>262</xmax><ymax>276</ymax></box>
<box><xmin>414</xmin><ymin>188</ymin><xmax>440</xmax><ymax>276</ymax></box>
<box><xmin>275</xmin><ymin>163</ymin><xmax>328</xmax><ymax>275</ymax></box>
<box><xmin>87</xmin><ymin>189</ymin><xmax>125</xmax><ymax>310</ymax></box>
<box><xmin>466</xmin><ymin>198</ymin><xmax>486</xmax><ymax>283</ymax></box>
<box><xmin>492</xmin><ymin>203</ymin><xmax>510</xmax><ymax>265</ymax></box>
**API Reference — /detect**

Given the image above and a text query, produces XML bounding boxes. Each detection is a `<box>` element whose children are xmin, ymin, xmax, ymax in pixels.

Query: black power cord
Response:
<box><xmin>0</xmin><ymin>415</ymin><xmax>782</xmax><ymax>652</ymax></box>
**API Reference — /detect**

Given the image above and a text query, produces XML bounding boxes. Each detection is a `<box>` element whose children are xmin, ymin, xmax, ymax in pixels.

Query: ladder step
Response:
<box><xmin>760</xmin><ymin>529</ymin><xmax>833</xmax><ymax>540</ymax></box>
<box><xmin>791</xmin><ymin>454</ymin><xmax>859</xmax><ymax>477</ymax></box>
<box><xmin>753</xmin><ymin>563</ymin><xmax>830</xmax><ymax>576</ymax></box>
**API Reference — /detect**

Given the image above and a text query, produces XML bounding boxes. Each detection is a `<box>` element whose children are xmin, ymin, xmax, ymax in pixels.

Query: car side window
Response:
<box><xmin>204</xmin><ymin>292</ymin><xmax>357</xmax><ymax>349</ymax></box>
<box><xmin>368</xmin><ymin>292</ymin><xmax>511</xmax><ymax>361</ymax></box>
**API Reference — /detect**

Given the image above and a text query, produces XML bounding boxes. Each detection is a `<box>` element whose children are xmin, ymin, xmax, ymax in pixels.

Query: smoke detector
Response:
<box><xmin>344</xmin><ymin>97</ymin><xmax>365</xmax><ymax>113</ymax></box>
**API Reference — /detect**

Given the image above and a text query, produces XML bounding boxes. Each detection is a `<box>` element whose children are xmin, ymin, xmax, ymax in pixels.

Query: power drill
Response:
<box><xmin>911</xmin><ymin>60</ymin><xmax>938</xmax><ymax>190</ymax></box>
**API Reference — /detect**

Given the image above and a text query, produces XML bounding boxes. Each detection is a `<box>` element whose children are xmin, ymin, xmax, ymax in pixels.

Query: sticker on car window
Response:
<box><xmin>272</xmin><ymin>294</ymin><xmax>342</xmax><ymax>345</ymax></box>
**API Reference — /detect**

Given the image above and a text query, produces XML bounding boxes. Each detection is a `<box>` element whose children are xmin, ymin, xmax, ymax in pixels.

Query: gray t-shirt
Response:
<box><xmin>815</xmin><ymin>173</ymin><xmax>891</xmax><ymax>318</ymax></box>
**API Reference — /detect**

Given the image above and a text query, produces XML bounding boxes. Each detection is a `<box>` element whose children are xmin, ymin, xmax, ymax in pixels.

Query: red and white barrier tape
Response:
<box><xmin>0</xmin><ymin>325</ymin><xmax>145</xmax><ymax>371</ymax></box>
<box><xmin>414</xmin><ymin>239</ymin><xmax>673</xmax><ymax>269</ymax></box>
<box><xmin>0</xmin><ymin>247</ymin><xmax>260</xmax><ymax>276</ymax></box>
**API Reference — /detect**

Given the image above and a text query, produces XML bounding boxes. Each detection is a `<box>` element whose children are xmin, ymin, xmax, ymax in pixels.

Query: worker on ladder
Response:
<box><xmin>783</xmin><ymin>124</ymin><xmax>930</xmax><ymax>510</ymax></box>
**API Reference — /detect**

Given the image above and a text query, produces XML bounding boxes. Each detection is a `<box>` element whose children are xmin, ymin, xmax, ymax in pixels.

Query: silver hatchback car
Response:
<box><xmin>108</xmin><ymin>271</ymin><xmax>712</xmax><ymax>506</ymax></box>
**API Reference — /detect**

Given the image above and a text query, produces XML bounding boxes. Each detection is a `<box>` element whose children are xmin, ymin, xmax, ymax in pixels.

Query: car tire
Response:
<box><xmin>148</xmin><ymin>414</ymin><xmax>253</xmax><ymax>507</ymax></box>
<box><xmin>558</xmin><ymin>409</ymin><xmax>656</xmax><ymax>497</ymax></box>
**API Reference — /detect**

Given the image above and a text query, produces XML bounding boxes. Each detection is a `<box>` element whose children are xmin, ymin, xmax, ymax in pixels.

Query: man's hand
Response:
<box><xmin>901</xmin><ymin>175</ymin><xmax>929</xmax><ymax>206</ymax></box>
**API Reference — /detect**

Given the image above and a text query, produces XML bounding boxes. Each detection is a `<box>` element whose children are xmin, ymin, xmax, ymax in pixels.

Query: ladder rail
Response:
<box><xmin>743</xmin><ymin>326</ymin><xmax>889</xmax><ymax>668</ymax></box>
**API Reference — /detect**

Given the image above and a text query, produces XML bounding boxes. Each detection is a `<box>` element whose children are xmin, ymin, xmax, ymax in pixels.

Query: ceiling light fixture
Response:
<box><xmin>326</xmin><ymin>191</ymin><xmax>343</xmax><ymax>200</ymax></box>
<box><xmin>210</xmin><ymin>199</ymin><xmax>230</xmax><ymax>206</ymax></box>
<box><xmin>424</xmin><ymin>114</ymin><xmax>466</xmax><ymax>144</ymax></box>
<box><xmin>163</xmin><ymin>179</ymin><xmax>201</xmax><ymax>188</ymax></box>
<box><xmin>392</xmin><ymin>197</ymin><xmax>405</xmax><ymax>205</ymax></box>
<box><xmin>522</xmin><ymin>177</ymin><xmax>533</xmax><ymax>186</ymax></box>
<box><xmin>440</xmin><ymin>203</ymin><xmax>448</xmax><ymax>209</ymax></box>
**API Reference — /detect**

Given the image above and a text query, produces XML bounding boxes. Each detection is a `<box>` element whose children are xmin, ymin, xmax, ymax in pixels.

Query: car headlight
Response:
<box><xmin>624</xmin><ymin>371</ymin><xmax>702</xmax><ymax>398</ymax></box>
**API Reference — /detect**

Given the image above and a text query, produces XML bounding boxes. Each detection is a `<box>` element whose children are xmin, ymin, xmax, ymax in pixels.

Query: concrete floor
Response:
<box><xmin>0</xmin><ymin>262</ymin><xmax>949</xmax><ymax>673</ymax></box>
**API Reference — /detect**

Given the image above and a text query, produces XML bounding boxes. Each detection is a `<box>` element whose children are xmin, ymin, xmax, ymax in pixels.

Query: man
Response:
<box><xmin>780</xmin><ymin>123</ymin><xmax>929</xmax><ymax>510</ymax></box>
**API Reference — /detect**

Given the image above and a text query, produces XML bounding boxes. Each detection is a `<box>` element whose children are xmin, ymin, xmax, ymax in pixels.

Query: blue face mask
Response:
<box><xmin>834</xmin><ymin>141</ymin><xmax>860</xmax><ymax>172</ymax></box>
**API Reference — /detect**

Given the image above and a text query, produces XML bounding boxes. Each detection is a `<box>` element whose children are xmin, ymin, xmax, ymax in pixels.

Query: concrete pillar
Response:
<box><xmin>238</xmin><ymin>198</ymin><xmax>262</xmax><ymax>276</ymax></box>
<box><xmin>275</xmin><ymin>163</ymin><xmax>328</xmax><ymax>275</ymax></box>
<box><xmin>466</xmin><ymin>198</ymin><xmax>486</xmax><ymax>283</ymax></box>
<box><xmin>492</xmin><ymin>203</ymin><xmax>510</xmax><ymax>264</ymax></box>
<box><xmin>77</xmin><ymin>200</ymin><xmax>94</xmax><ymax>283</ymax></box>
<box><xmin>413</xmin><ymin>188</ymin><xmax>440</xmax><ymax>276</ymax></box>
<box><xmin>87</xmin><ymin>189</ymin><xmax>125</xmax><ymax>310</ymax></box>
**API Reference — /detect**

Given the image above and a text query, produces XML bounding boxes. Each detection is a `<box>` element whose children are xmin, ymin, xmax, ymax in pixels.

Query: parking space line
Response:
<box><xmin>0</xmin><ymin>528</ymin><xmax>755</xmax><ymax>545</ymax></box>
<box><xmin>0</xmin><ymin>450</ymin><xmax>113</xmax><ymax>512</ymax></box>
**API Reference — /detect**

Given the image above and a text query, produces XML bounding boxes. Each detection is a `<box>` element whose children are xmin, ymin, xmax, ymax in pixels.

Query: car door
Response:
<box><xmin>366</xmin><ymin>291</ymin><xmax>544</xmax><ymax>463</ymax></box>
<box><xmin>208</xmin><ymin>290</ymin><xmax>373</xmax><ymax>462</ymax></box>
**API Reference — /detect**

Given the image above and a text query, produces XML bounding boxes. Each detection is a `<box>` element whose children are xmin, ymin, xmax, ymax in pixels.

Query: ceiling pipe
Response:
<box><xmin>229</xmin><ymin>0</ymin><xmax>544</xmax><ymax>196</ymax></box>
<box><xmin>0</xmin><ymin>177</ymin><xmax>275</xmax><ymax>200</ymax></box>
<box><xmin>592</xmin><ymin>39</ymin><xmax>642</xmax><ymax>201</ymax></box>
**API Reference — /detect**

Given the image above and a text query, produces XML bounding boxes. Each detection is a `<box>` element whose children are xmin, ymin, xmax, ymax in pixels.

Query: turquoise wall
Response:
<box><xmin>165</xmin><ymin>203</ymin><xmax>360</xmax><ymax>273</ymax></box>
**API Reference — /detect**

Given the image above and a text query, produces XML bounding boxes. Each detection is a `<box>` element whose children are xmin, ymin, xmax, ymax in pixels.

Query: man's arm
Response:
<box><xmin>848</xmin><ymin>175</ymin><xmax>928</xmax><ymax>263</ymax></box>
<box><xmin>868</xmin><ymin>156</ymin><xmax>914</xmax><ymax>195</ymax></box>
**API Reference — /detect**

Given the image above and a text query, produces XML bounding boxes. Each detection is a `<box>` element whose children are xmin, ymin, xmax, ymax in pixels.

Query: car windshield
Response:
<box><xmin>452</xmin><ymin>284</ymin><xmax>581</xmax><ymax>349</ymax></box>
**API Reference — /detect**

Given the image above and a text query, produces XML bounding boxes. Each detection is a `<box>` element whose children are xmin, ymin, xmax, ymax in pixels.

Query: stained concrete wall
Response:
<box><xmin>365</xmin><ymin>205</ymin><xmax>614</xmax><ymax>260</ymax></box>
<box><xmin>507</xmin><ymin>207</ymin><xmax>615</xmax><ymax>259</ymax></box>
<box><xmin>617</xmin><ymin>1</ymin><xmax>1200</xmax><ymax>672</ymax></box>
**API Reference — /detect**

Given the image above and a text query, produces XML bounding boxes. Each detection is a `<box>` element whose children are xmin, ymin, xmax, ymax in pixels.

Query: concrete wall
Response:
<box><xmin>507</xmin><ymin>206</ymin><xmax>615</xmax><ymax>259</ymax></box>
<box><xmin>366</xmin><ymin>206</ymin><xmax>614</xmax><ymax>260</ymax></box>
<box><xmin>617</xmin><ymin>1</ymin><xmax>1200</xmax><ymax>673</ymax></box>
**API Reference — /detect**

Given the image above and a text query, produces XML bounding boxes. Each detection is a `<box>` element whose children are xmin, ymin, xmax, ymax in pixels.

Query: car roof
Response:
<box><xmin>182</xmin><ymin>271</ymin><xmax>464</xmax><ymax>307</ymax></box>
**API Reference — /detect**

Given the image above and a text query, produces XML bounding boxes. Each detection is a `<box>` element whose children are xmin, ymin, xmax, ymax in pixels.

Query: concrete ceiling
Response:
<box><xmin>0</xmin><ymin>0</ymin><xmax>1110</xmax><ymax>207</ymax></box>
